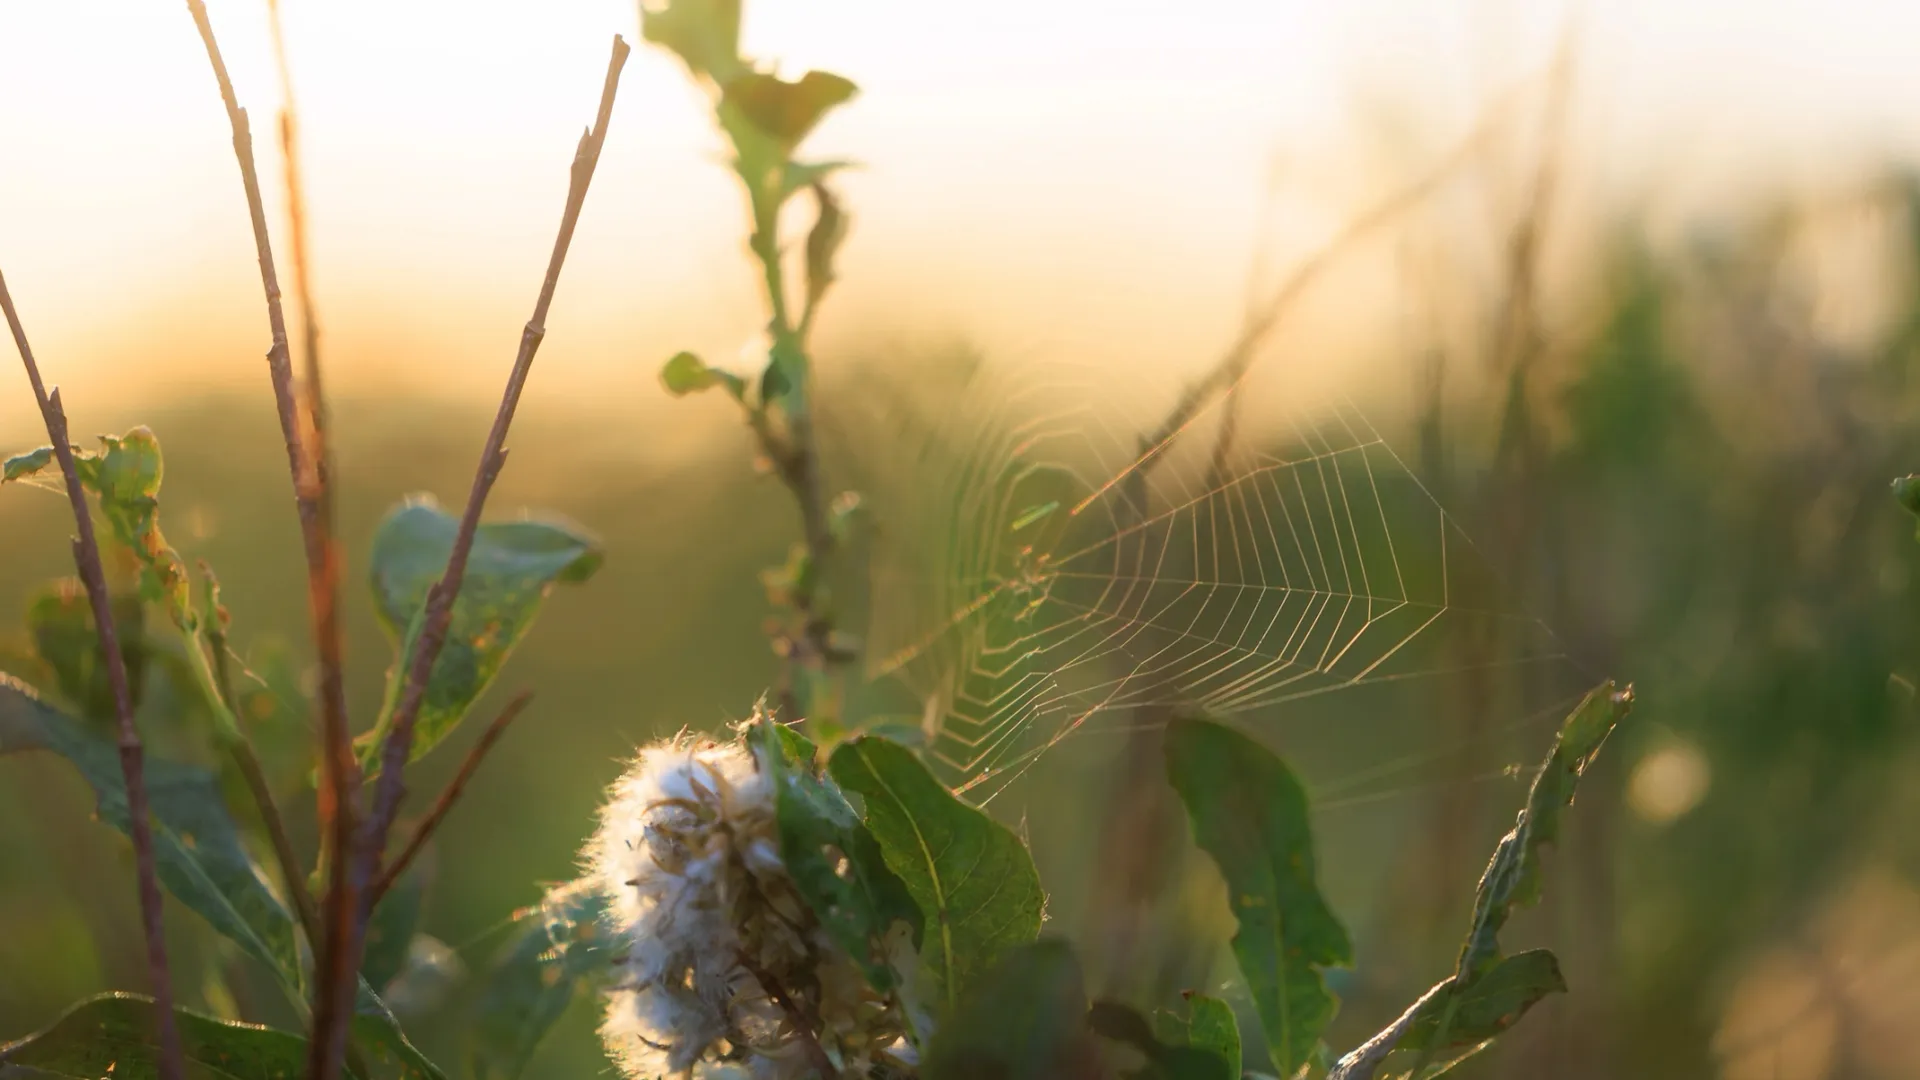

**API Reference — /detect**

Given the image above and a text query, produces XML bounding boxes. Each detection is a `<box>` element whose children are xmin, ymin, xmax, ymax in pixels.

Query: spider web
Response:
<box><xmin>836</xmin><ymin>354</ymin><xmax>1586</xmax><ymax>807</ymax></box>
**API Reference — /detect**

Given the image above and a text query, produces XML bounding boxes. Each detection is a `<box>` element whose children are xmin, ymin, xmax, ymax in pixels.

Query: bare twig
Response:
<box><xmin>2</xmin><ymin>266</ymin><xmax>185</xmax><ymax>1080</ymax></box>
<box><xmin>319</xmin><ymin>36</ymin><xmax>628</xmax><ymax>1076</ymax></box>
<box><xmin>370</xmin><ymin>691</ymin><xmax>533</xmax><ymax>904</ymax></box>
<box><xmin>178</xmin><ymin>3</ymin><xmax>357</xmax><ymax>1075</ymax></box>
<box><xmin>1098</xmin><ymin>95</ymin><xmax>1517</xmax><ymax>509</ymax></box>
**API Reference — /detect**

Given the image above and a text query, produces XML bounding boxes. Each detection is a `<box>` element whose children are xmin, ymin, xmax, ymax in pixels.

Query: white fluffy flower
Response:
<box><xmin>588</xmin><ymin>729</ymin><xmax>913</xmax><ymax>1078</ymax></box>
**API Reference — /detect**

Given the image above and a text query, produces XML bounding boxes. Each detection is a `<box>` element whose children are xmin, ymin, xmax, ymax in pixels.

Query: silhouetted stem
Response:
<box><xmin>336</xmin><ymin>38</ymin><xmax>628</xmax><ymax>1078</ymax></box>
<box><xmin>208</xmin><ymin>629</ymin><xmax>322</xmax><ymax>949</ymax></box>
<box><xmin>1</xmin><ymin>265</ymin><xmax>185</xmax><ymax>1080</ymax></box>
<box><xmin>180</xmin><ymin>2</ymin><xmax>358</xmax><ymax>1074</ymax></box>
<box><xmin>370</xmin><ymin>691</ymin><xmax>533</xmax><ymax>904</ymax></box>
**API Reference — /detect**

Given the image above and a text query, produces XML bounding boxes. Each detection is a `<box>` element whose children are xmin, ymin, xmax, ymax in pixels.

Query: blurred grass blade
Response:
<box><xmin>1456</xmin><ymin>682</ymin><xmax>1632</xmax><ymax>981</ymax></box>
<box><xmin>829</xmin><ymin>733</ymin><xmax>1044</xmax><ymax>1013</ymax></box>
<box><xmin>1165</xmin><ymin>716</ymin><xmax>1352</xmax><ymax>1076</ymax></box>
<box><xmin>360</xmin><ymin>499</ymin><xmax>602</xmax><ymax>771</ymax></box>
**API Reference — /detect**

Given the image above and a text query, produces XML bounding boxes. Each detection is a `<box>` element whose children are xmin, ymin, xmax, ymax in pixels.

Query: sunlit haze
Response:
<box><xmin>5</xmin><ymin>0</ymin><xmax>1920</xmax><ymax>435</ymax></box>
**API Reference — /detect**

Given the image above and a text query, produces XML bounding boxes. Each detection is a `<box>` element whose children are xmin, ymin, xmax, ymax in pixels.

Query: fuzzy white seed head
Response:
<box><xmin>588</xmin><ymin>729</ymin><xmax>914</xmax><ymax>1078</ymax></box>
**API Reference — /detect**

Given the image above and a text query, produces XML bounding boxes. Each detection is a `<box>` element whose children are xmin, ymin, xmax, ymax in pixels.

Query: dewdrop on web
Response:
<box><xmin>584</xmin><ymin>721</ymin><xmax>919</xmax><ymax>1079</ymax></box>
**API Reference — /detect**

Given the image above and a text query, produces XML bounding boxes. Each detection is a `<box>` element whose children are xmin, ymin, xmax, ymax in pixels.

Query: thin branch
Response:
<box><xmin>1</xmin><ymin>266</ymin><xmax>185</xmax><ymax>1080</ymax></box>
<box><xmin>370</xmin><ymin>691</ymin><xmax>533</xmax><ymax>904</ymax></box>
<box><xmin>1327</xmin><ymin>979</ymin><xmax>1452</xmax><ymax>1080</ymax></box>
<box><xmin>1113</xmin><ymin>95</ymin><xmax>1517</xmax><ymax>499</ymax></box>
<box><xmin>207</xmin><ymin>615</ymin><xmax>322</xmax><ymax>948</ymax></box>
<box><xmin>179</xmin><ymin>3</ymin><xmax>357</xmax><ymax>1076</ymax></box>
<box><xmin>322</xmin><ymin>36</ymin><xmax>628</xmax><ymax>1076</ymax></box>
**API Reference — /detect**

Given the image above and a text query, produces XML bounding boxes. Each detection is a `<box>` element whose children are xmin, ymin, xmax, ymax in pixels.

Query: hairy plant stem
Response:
<box><xmin>370</xmin><ymin>691</ymin><xmax>533</xmax><ymax>904</ymax></box>
<box><xmin>1</xmin><ymin>265</ymin><xmax>185</xmax><ymax>1080</ymax></box>
<box><xmin>742</xmin><ymin>192</ymin><xmax>839</xmax><ymax>730</ymax></box>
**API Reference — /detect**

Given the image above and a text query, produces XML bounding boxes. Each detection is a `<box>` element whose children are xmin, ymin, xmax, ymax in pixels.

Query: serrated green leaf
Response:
<box><xmin>1399</xmin><ymin>950</ymin><xmax>1565</xmax><ymax>1053</ymax></box>
<box><xmin>1155</xmin><ymin>994</ymin><xmax>1241</xmax><ymax>1079</ymax></box>
<box><xmin>922</xmin><ymin>941</ymin><xmax>1094</xmax><ymax>1080</ymax></box>
<box><xmin>471</xmin><ymin>881</ymin><xmax>619</xmax><ymax>1080</ymax></box>
<box><xmin>722</xmin><ymin>70</ymin><xmax>857</xmax><ymax>149</ymax></box>
<box><xmin>2</xmin><ymin>444</ymin><xmax>56</xmax><ymax>482</ymax></box>
<box><xmin>638</xmin><ymin>0</ymin><xmax>742</xmax><ymax>83</ymax></box>
<box><xmin>1456</xmin><ymin>682</ymin><xmax>1632</xmax><ymax>981</ymax></box>
<box><xmin>0</xmin><ymin>676</ymin><xmax>302</xmax><ymax>997</ymax></box>
<box><xmin>359</xmin><ymin>499</ymin><xmax>602</xmax><ymax>771</ymax></box>
<box><xmin>4</xmin><ymin>431</ymin><xmax>189</xmax><ymax>617</ymax></box>
<box><xmin>828</xmin><ymin>735</ymin><xmax>1045</xmax><ymax>1014</ymax></box>
<box><xmin>1165</xmin><ymin>716</ymin><xmax>1352</xmax><ymax>1076</ymax></box>
<box><xmin>1089</xmin><ymin>1000</ymin><xmax>1233</xmax><ymax>1080</ymax></box>
<box><xmin>751</xmin><ymin>722</ymin><xmax>922</xmax><ymax>993</ymax></box>
<box><xmin>0</xmin><ymin>993</ymin><xmax>317</xmax><ymax>1078</ymax></box>
<box><xmin>660</xmin><ymin>350</ymin><xmax>745</xmax><ymax>399</ymax></box>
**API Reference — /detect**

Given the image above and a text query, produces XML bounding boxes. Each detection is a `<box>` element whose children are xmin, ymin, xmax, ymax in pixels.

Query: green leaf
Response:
<box><xmin>1155</xmin><ymin>994</ymin><xmax>1241</xmax><ymax>1079</ymax></box>
<box><xmin>471</xmin><ymin>881</ymin><xmax>619</xmax><ymax>1080</ymax></box>
<box><xmin>829</xmin><ymin>734</ymin><xmax>1045</xmax><ymax>1013</ymax></box>
<box><xmin>751</xmin><ymin>722</ymin><xmax>922</xmax><ymax>993</ymax></box>
<box><xmin>1455</xmin><ymin>682</ymin><xmax>1632</xmax><ymax>981</ymax></box>
<box><xmin>722</xmin><ymin>70</ymin><xmax>858</xmax><ymax>150</ymax></box>
<box><xmin>1088</xmin><ymin>1000</ymin><xmax>1234</xmax><ymax>1080</ymax></box>
<box><xmin>1165</xmin><ymin>716</ymin><xmax>1352</xmax><ymax>1076</ymax></box>
<box><xmin>354</xmin><ymin>982</ymin><xmax>448</xmax><ymax>1080</ymax></box>
<box><xmin>1398</xmin><ymin>950</ymin><xmax>1566</xmax><ymax>1053</ymax></box>
<box><xmin>1895</xmin><ymin>474</ymin><xmax>1920</xmax><ymax>521</ymax></box>
<box><xmin>638</xmin><ymin>0</ymin><xmax>742</xmax><ymax>83</ymax></box>
<box><xmin>659</xmin><ymin>350</ymin><xmax>745</xmax><ymax>399</ymax></box>
<box><xmin>0</xmin><ymin>676</ymin><xmax>302</xmax><ymax>997</ymax></box>
<box><xmin>922</xmin><ymin>941</ymin><xmax>1095</xmax><ymax>1080</ymax></box>
<box><xmin>803</xmin><ymin>181</ymin><xmax>847</xmax><ymax>319</ymax></box>
<box><xmin>0</xmin><ymin>993</ymin><xmax>315</xmax><ymax>1078</ymax></box>
<box><xmin>2</xmin><ymin>444</ymin><xmax>56</xmax><ymax>482</ymax></box>
<box><xmin>360</xmin><ymin>499</ymin><xmax>602</xmax><ymax>771</ymax></box>
<box><xmin>26</xmin><ymin>583</ymin><xmax>148</xmax><ymax>727</ymax></box>
<box><xmin>4</xmin><ymin>430</ymin><xmax>189</xmax><ymax>617</ymax></box>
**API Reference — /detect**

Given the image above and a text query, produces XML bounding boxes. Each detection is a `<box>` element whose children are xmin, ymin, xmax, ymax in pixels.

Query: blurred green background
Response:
<box><xmin>8</xmin><ymin>2</ymin><xmax>1920</xmax><ymax>1073</ymax></box>
<box><xmin>8</xmin><ymin>176</ymin><xmax>1920</xmax><ymax>1078</ymax></box>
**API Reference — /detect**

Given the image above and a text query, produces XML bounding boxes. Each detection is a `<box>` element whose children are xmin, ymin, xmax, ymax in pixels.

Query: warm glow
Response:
<box><xmin>4</xmin><ymin>0</ymin><xmax>1920</xmax><ymax>432</ymax></box>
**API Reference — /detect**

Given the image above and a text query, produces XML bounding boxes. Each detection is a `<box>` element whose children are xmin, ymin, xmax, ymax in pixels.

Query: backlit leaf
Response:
<box><xmin>1165</xmin><ymin>716</ymin><xmax>1352</xmax><ymax>1076</ymax></box>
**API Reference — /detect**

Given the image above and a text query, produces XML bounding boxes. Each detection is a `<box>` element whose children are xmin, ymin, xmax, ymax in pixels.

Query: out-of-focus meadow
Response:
<box><xmin>8</xmin><ymin>2</ymin><xmax>1920</xmax><ymax>1077</ymax></box>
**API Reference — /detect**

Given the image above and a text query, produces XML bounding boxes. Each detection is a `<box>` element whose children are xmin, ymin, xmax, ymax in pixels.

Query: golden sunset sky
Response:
<box><xmin>3</xmin><ymin>0</ymin><xmax>1920</xmax><ymax>436</ymax></box>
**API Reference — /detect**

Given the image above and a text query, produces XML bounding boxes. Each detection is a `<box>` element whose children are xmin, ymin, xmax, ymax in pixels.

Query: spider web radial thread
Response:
<box><xmin>843</xmin><ymin>356</ymin><xmax>1579</xmax><ymax>807</ymax></box>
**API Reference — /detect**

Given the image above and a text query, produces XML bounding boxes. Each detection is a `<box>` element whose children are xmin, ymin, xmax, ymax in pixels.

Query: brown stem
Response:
<box><xmin>179</xmin><ymin>3</ymin><xmax>357</xmax><ymax>1075</ymax></box>
<box><xmin>208</xmin><ymin>628</ymin><xmax>322</xmax><ymax>948</ymax></box>
<box><xmin>323</xmin><ymin>36</ymin><xmax>628</xmax><ymax>1076</ymax></box>
<box><xmin>1</xmin><ymin>267</ymin><xmax>185</xmax><ymax>1080</ymax></box>
<box><xmin>370</xmin><ymin>691</ymin><xmax>533</xmax><ymax>904</ymax></box>
<box><xmin>737</xmin><ymin>950</ymin><xmax>838</xmax><ymax>1079</ymax></box>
